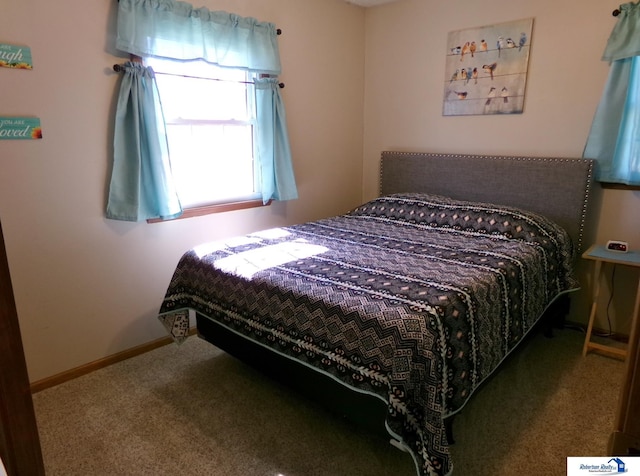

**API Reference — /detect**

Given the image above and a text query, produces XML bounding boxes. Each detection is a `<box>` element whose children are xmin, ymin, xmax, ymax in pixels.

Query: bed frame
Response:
<box><xmin>196</xmin><ymin>151</ymin><xmax>596</xmax><ymax>444</ymax></box>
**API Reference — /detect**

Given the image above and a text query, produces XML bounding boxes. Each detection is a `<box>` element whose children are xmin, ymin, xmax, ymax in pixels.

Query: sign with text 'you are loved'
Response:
<box><xmin>0</xmin><ymin>117</ymin><xmax>42</xmax><ymax>140</ymax></box>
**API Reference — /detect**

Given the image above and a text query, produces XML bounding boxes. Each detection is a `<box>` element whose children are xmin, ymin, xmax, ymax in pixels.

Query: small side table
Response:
<box><xmin>582</xmin><ymin>244</ymin><xmax>640</xmax><ymax>360</ymax></box>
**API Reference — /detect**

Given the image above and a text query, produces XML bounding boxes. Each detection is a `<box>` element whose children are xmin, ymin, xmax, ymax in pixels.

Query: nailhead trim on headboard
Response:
<box><xmin>379</xmin><ymin>151</ymin><xmax>595</xmax><ymax>255</ymax></box>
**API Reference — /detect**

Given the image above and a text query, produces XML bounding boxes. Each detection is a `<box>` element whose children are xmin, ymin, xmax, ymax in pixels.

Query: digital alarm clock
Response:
<box><xmin>606</xmin><ymin>240</ymin><xmax>629</xmax><ymax>253</ymax></box>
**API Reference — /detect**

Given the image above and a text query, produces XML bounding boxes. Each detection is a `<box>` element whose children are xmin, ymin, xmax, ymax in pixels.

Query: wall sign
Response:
<box><xmin>0</xmin><ymin>43</ymin><xmax>33</xmax><ymax>69</ymax></box>
<box><xmin>0</xmin><ymin>117</ymin><xmax>42</xmax><ymax>140</ymax></box>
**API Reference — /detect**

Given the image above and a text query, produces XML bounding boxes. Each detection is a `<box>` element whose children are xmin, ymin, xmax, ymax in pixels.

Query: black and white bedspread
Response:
<box><xmin>158</xmin><ymin>193</ymin><xmax>578</xmax><ymax>476</ymax></box>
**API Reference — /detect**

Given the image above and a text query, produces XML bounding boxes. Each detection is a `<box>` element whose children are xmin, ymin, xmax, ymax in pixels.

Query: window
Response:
<box><xmin>107</xmin><ymin>1</ymin><xmax>297</xmax><ymax>223</ymax></box>
<box><xmin>147</xmin><ymin>57</ymin><xmax>267</xmax><ymax>215</ymax></box>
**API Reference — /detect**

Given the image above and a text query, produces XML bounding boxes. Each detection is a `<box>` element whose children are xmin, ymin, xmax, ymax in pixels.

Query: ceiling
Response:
<box><xmin>345</xmin><ymin>0</ymin><xmax>401</xmax><ymax>6</ymax></box>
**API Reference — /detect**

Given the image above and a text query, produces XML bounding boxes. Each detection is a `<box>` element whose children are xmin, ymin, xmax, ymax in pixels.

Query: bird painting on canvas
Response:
<box><xmin>443</xmin><ymin>18</ymin><xmax>533</xmax><ymax>116</ymax></box>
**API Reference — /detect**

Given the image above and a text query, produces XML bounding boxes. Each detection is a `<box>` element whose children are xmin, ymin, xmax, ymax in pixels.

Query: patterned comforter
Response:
<box><xmin>158</xmin><ymin>193</ymin><xmax>578</xmax><ymax>476</ymax></box>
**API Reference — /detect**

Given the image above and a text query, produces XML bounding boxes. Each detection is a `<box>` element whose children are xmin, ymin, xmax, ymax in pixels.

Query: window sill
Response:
<box><xmin>600</xmin><ymin>182</ymin><xmax>640</xmax><ymax>191</ymax></box>
<box><xmin>147</xmin><ymin>199</ymin><xmax>272</xmax><ymax>223</ymax></box>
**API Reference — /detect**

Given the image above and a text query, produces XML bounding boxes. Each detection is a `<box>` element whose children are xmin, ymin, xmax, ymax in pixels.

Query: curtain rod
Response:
<box><xmin>613</xmin><ymin>8</ymin><xmax>620</xmax><ymax>16</ymax></box>
<box><xmin>112</xmin><ymin>63</ymin><xmax>285</xmax><ymax>88</ymax></box>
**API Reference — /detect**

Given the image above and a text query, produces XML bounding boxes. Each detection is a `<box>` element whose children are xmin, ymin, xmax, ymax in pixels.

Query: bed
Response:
<box><xmin>157</xmin><ymin>151</ymin><xmax>595</xmax><ymax>476</ymax></box>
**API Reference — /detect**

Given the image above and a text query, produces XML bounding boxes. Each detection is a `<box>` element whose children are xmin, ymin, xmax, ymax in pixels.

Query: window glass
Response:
<box><xmin>147</xmin><ymin>57</ymin><xmax>259</xmax><ymax>208</ymax></box>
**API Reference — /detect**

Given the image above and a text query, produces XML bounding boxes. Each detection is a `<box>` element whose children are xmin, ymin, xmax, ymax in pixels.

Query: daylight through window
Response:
<box><xmin>147</xmin><ymin>57</ymin><xmax>260</xmax><ymax>209</ymax></box>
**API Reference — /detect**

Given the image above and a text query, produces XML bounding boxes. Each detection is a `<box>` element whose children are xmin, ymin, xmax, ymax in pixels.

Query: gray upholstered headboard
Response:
<box><xmin>380</xmin><ymin>151</ymin><xmax>595</xmax><ymax>255</ymax></box>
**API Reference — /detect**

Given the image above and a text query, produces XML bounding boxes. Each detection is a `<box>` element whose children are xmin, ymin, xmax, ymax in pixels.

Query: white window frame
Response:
<box><xmin>143</xmin><ymin>56</ymin><xmax>271</xmax><ymax>222</ymax></box>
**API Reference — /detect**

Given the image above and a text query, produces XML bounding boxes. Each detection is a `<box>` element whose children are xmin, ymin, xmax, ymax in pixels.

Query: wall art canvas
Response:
<box><xmin>443</xmin><ymin>18</ymin><xmax>533</xmax><ymax>116</ymax></box>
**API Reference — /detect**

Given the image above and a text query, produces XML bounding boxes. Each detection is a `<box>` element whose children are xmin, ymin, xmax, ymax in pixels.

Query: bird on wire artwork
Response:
<box><xmin>443</xmin><ymin>18</ymin><xmax>533</xmax><ymax>116</ymax></box>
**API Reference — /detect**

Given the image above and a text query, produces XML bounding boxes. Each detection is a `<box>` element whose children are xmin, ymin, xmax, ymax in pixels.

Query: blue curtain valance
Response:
<box><xmin>583</xmin><ymin>1</ymin><xmax>640</xmax><ymax>185</ymax></box>
<box><xmin>116</xmin><ymin>0</ymin><xmax>282</xmax><ymax>74</ymax></box>
<box><xmin>603</xmin><ymin>1</ymin><xmax>640</xmax><ymax>61</ymax></box>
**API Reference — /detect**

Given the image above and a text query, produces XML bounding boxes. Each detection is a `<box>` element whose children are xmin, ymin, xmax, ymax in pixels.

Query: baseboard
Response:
<box><xmin>30</xmin><ymin>329</ymin><xmax>196</xmax><ymax>394</ymax></box>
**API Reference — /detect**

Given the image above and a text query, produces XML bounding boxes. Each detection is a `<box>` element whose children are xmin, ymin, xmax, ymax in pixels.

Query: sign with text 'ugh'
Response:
<box><xmin>0</xmin><ymin>43</ymin><xmax>33</xmax><ymax>69</ymax></box>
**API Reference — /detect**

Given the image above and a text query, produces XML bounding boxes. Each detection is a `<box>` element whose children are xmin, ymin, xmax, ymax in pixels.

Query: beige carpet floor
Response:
<box><xmin>32</xmin><ymin>327</ymin><xmax>624</xmax><ymax>476</ymax></box>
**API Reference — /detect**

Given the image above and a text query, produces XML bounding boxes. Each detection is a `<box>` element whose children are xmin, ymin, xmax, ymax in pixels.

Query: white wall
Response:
<box><xmin>0</xmin><ymin>0</ymin><xmax>366</xmax><ymax>382</ymax></box>
<box><xmin>363</xmin><ymin>0</ymin><xmax>640</xmax><ymax>333</ymax></box>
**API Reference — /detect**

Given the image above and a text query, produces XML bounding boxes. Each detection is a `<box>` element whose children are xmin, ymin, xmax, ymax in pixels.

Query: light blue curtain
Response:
<box><xmin>107</xmin><ymin>62</ymin><xmax>183</xmax><ymax>221</ymax></box>
<box><xmin>583</xmin><ymin>1</ymin><xmax>640</xmax><ymax>185</ymax></box>
<box><xmin>116</xmin><ymin>0</ymin><xmax>281</xmax><ymax>74</ymax></box>
<box><xmin>109</xmin><ymin>0</ymin><xmax>297</xmax><ymax>221</ymax></box>
<box><xmin>255</xmin><ymin>78</ymin><xmax>299</xmax><ymax>203</ymax></box>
